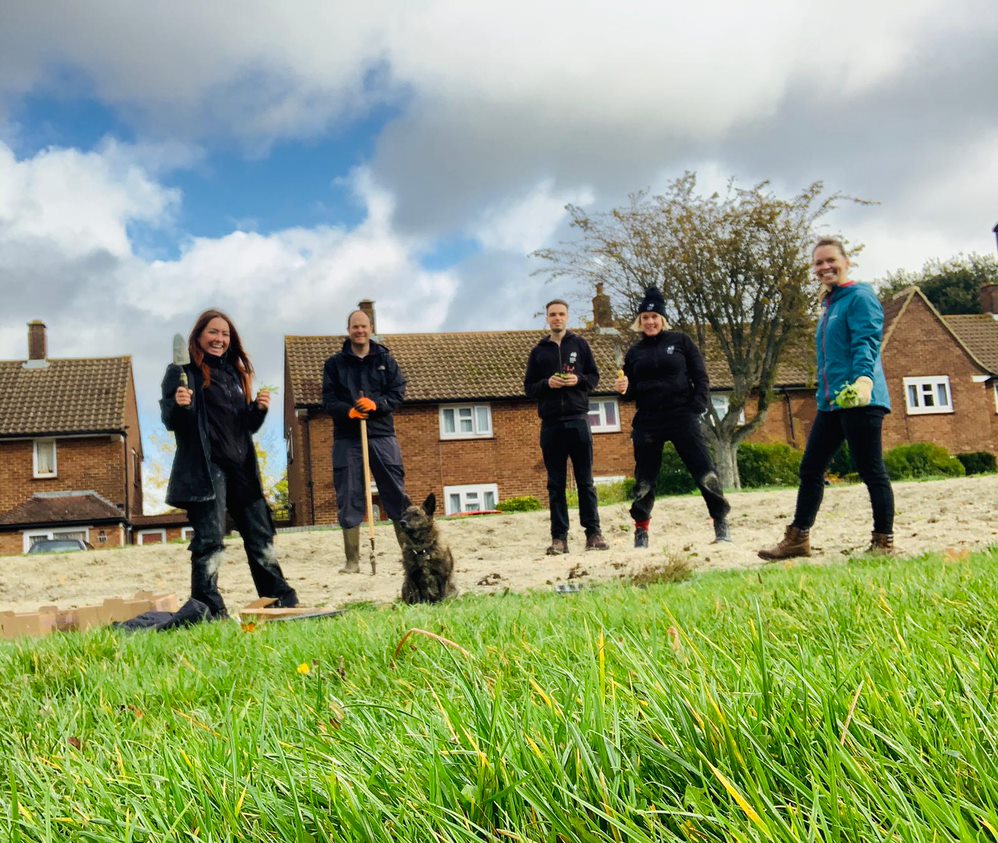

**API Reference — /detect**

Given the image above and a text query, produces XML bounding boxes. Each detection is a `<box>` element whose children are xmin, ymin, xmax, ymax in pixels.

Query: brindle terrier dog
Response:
<box><xmin>397</xmin><ymin>493</ymin><xmax>457</xmax><ymax>604</ymax></box>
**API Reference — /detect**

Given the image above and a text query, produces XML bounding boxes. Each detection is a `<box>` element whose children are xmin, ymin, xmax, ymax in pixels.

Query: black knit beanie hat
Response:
<box><xmin>637</xmin><ymin>286</ymin><xmax>667</xmax><ymax>317</ymax></box>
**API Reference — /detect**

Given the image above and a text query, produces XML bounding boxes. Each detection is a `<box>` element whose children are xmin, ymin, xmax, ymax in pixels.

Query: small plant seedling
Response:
<box><xmin>833</xmin><ymin>382</ymin><xmax>861</xmax><ymax>409</ymax></box>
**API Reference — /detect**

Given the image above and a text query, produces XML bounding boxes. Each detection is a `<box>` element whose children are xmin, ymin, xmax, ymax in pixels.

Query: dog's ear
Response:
<box><xmin>422</xmin><ymin>492</ymin><xmax>436</xmax><ymax>517</ymax></box>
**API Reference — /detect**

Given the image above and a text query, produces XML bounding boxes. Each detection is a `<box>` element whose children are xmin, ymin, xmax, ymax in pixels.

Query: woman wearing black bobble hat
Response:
<box><xmin>612</xmin><ymin>287</ymin><xmax>732</xmax><ymax>547</ymax></box>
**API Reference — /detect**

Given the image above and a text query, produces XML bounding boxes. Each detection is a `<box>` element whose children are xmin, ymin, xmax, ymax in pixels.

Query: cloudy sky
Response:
<box><xmin>1</xmin><ymin>1</ymin><xmax>996</xmax><ymax>507</ymax></box>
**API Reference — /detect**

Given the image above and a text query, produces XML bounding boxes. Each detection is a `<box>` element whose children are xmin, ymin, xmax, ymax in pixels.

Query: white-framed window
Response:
<box><xmin>439</xmin><ymin>404</ymin><xmax>493</xmax><ymax>440</ymax></box>
<box><xmin>22</xmin><ymin>527</ymin><xmax>90</xmax><ymax>553</ymax></box>
<box><xmin>285</xmin><ymin>428</ymin><xmax>294</xmax><ymax>464</ymax></box>
<box><xmin>993</xmin><ymin>382</ymin><xmax>998</xmax><ymax>413</ymax></box>
<box><xmin>181</xmin><ymin>527</ymin><xmax>195</xmax><ymax>542</ymax></box>
<box><xmin>594</xmin><ymin>475</ymin><xmax>626</xmax><ymax>486</ymax></box>
<box><xmin>443</xmin><ymin>483</ymin><xmax>499</xmax><ymax>515</ymax></box>
<box><xmin>903</xmin><ymin>376</ymin><xmax>953</xmax><ymax>415</ymax></box>
<box><xmin>136</xmin><ymin>529</ymin><xmax>167</xmax><ymax>546</ymax></box>
<box><xmin>587</xmin><ymin>398</ymin><xmax>621</xmax><ymax>433</ymax></box>
<box><xmin>707</xmin><ymin>394</ymin><xmax>746</xmax><ymax>424</ymax></box>
<box><xmin>33</xmin><ymin>439</ymin><xmax>57</xmax><ymax>478</ymax></box>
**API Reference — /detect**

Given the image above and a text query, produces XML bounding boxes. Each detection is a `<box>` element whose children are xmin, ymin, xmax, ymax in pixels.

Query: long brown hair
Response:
<box><xmin>187</xmin><ymin>309</ymin><xmax>254</xmax><ymax>401</ymax></box>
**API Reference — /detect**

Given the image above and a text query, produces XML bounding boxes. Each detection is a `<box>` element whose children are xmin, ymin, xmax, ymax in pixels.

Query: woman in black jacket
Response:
<box><xmin>613</xmin><ymin>287</ymin><xmax>731</xmax><ymax>547</ymax></box>
<box><xmin>160</xmin><ymin>309</ymin><xmax>298</xmax><ymax>618</ymax></box>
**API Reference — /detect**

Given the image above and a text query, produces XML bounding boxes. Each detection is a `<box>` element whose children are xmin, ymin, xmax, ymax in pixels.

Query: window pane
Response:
<box><xmin>907</xmin><ymin>385</ymin><xmax>918</xmax><ymax>406</ymax></box>
<box><xmin>475</xmin><ymin>406</ymin><xmax>491</xmax><ymax>433</ymax></box>
<box><xmin>443</xmin><ymin>409</ymin><xmax>456</xmax><ymax>434</ymax></box>
<box><xmin>448</xmin><ymin>493</ymin><xmax>461</xmax><ymax>514</ymax></box>
<box><xmin>458</xmin><ymin>408</ymin><xmax>473</xmax><ymax>432</ymax></box>
<box><xmin>936</xmin><ymin>384</ymin><xmax>948</xmax><ymax>406</ymax></box>
<box><xmin>36</xmin><ymin>441</ymin><xmax>55</xmax><ymax>473</ymax></box>
<box><xmin>922</xmin><ymin>385</ymin><xmax>935</xmax><ymax>407</ymax></box>
<box><xmin>484</xmin><ymin>491</ymin><xmax>496</xmax><ymax>510</ymax></box>
<box><xmin>604</xmin><ymin>401</ymin><xmax>618</xmax><ymax>426</ymax></box>
<box><xmin>587</xmin><ymin>406</ymin><xmax>599</xmax><ymax>428</ymax></box>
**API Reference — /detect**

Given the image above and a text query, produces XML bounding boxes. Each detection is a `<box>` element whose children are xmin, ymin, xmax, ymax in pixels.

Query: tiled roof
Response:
<box><xmin>883</xmin><ymin>287</ymin><xmax>994</xmax><ymax>374</ymax></box>
<box><xmin>0</xmin><ymin>491</ymin><xmax>124</xmax><ymax>528</ymax></box>
<box><xmin>944</xmin><ymin>314</ymin><xmax>998</xmax><ymax>374</ymax></box>
<box><xmin>286</xmin><ymin>330</ymin><xmax>815</xmax><ymax>407</ymax></box>
<box><xmin>0</xmin><ymin>357</ymin><xmax>132</xmax><ymax>437</ymax></box>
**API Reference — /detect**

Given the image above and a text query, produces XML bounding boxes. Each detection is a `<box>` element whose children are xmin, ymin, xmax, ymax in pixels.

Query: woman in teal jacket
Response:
<box><xmin>758</xmin><ymin>237</ymin><xmax>895</xmax><ymax>560</ymax></box>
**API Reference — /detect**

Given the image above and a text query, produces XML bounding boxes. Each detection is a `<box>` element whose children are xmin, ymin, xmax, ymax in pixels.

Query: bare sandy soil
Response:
<box><xmin>2</xmin><ymin>475</ymin><xmax>996</xmax><ymax>616</ymax></box>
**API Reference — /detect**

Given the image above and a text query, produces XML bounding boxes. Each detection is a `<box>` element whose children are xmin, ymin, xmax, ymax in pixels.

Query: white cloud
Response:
<box><xmin>0</xmin><ymin>141</ymin><xmax>178</xmax><ymax>259</ymax></box>
<box><xmin>2</xmin><ymin>0</ymin><xmax>988</xmax><ymax>148</ymax></box>
<box><xmin>468</xmin><ymin>179</ymin><xmax>594</xmax><ymax>254</ymax></box>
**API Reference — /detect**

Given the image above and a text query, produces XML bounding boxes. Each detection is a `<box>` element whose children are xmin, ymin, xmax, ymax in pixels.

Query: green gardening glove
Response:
<box><xmin>833</xmin><ymin>376</ymin><xmax>873</xmax><ymax>408</ymax></box>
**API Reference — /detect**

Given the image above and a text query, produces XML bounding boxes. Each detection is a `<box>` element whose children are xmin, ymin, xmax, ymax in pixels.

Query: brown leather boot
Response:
<box><xmin>757</xmin><ymin>525</ymin><xmax>811</xmax><ymax>561</ymax></box>
<box><xmin>867</xmin><ymin>532</ymin><xmax>895</xmax><ymax>556</ymax></box>
<box><xmin>546</xmin><ymin>538</ymin><xmax>569</xmax><ymax>555</ymax></box>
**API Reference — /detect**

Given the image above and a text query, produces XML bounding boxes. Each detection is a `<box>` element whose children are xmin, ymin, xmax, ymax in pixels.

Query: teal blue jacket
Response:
<box><xmin>814</xmin><ymin>282</ymin><xmax>891</xmax><ymax>413</ymax></box>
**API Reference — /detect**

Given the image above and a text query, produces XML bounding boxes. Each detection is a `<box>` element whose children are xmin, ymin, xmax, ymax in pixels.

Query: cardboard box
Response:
<box><xmin>0</xmin><ymin>592</ymin><xmax>180</xmax><ymax>641</ymax></box>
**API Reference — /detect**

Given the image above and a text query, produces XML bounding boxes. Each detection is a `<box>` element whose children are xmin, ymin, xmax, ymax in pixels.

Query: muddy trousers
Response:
<box><xmin>333</xmin><ymin>436</ymin><xmax>408</xmax><ymax>529</ymax></box>
<box><xmin>793</xmin><ymin>407</ymin><xmax>894</xmax><ymax>534</ymax></box>
<box><xmin>540</xmin><ymin>418</ymin><xmax>601</xmax><ymax>540</ymax></box>
<box><xmin>185</xmin><ymin>463</ymin><xmax>298</xmax><ymax>618</ymax></box>
<box><xmin>629</xmin><ymin>416</ymin><xmax>730</xmax><ymax>524</ymax></box>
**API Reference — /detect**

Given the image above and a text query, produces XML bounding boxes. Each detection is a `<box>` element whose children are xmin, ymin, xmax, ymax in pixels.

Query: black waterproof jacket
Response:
<box><xmin>322</xmin><ymin>340</ymin><xmax>406</xmax><ymax>439</ymax></box>
<box><xmin>160</xmin><ymin>362</ymin><xmax>266</xmax><ymax>507</ymax></box>
<box><xmin>621</xmin><ymin>331</ymin><xmax>710</xmax><ymax>430</ymax></box>
<box><xmin>523</xmin><ymin>332</ymin><xmax>600</xmax><ymax>423</ymax></box>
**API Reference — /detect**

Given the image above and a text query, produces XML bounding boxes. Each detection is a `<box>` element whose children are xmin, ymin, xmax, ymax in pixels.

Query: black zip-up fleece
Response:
<box><xmin>622</xmin><ymin>331</ymin><xmax>710</xmax><ymax>429</ymax></box>
<box><xmin>322</xmin><ymin>339</ymin><xmax>406</xmax><ymax>439</ymax></box>
<box><xmin>523</xmin><ymin>331</ymin><xmax>599</xmax><ymax>423</ymax></box>
<box><xmin>159</xmin><ymin>362</ymin><xmax>266</xmax><ymax>507</ymax></box>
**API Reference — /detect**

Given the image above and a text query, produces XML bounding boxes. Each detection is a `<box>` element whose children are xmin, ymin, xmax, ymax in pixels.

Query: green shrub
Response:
<box><xmin>828</xmin><ymin>441</ymin><xmax>855</xmax><ymax>478</ymax></box>
<box><xmin>883</xmin><ymin>443</ymin><xmax>965</xmax><ymax>480</ymax></box>
<box><xmin>567</xmin><ymin>479</ymin><xmax>635</xmax><ymax>507</ymax></box>
<box><xmin>737</xmin><ymin>443</ymin><xmax>803</xmax><ymax>488</ymax></box>
<box><xmin>495</xmin><ymin>495</ymin><xmax>541</xmax><ymax>513</ymax></box>
<box><xmin>656</xmin><ymin>443</ymin><xmax>697</xmax><ymax>495</ymax></box>
<box><xmin>956</xmin><ymin>451</ymin><xmax>997</xmax><ymax>475</ymax></box>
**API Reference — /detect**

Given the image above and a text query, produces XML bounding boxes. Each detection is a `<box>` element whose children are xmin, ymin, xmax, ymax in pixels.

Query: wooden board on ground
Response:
<box><xmin>238</xmin><ymin>604</ymin><xmax>343</xmax><ymax>624</ymax></box>
<box><xmin>0</xmin><ymin>592</ymin><xmax>179</xmax><ymax>640</ymax></box>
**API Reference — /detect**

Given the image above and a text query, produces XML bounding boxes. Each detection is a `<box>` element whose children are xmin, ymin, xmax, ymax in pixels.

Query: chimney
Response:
<box><xmin>592</xmin><ymin>282</ymin><xmax>614</xmax><ymax>329</ymax></box>
<box><xmin>358</xmin><ymin>299</ymin><xmax>376</xmax><ymax>334</ymax></box>
<box><xmin>27</xmin><ymin>320</ymin><xmax>47</xmax><ymax>361</ymax></box>
<box><xmin>980</xmin><ymin>284</ymin><xmax>998</xmax><ymax>316</ymax></box>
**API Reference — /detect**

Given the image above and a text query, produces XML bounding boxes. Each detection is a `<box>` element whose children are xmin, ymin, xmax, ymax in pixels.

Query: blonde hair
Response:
<box><xmin>630</xmin><ymin>311</ymin><xmax>670</xmax><ymax>332</ymax></box>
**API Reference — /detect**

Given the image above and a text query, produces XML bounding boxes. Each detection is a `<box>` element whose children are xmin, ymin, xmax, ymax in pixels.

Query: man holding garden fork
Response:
<box><xmin>322</xmin><ymin>308</ymin><xmax>409</xmax><ymax>573</ymax></box>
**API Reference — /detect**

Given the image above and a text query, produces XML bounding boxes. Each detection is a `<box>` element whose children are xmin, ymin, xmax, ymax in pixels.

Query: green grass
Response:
<box><xmin>3</xmin><ymin>547</ymin><xmax>998</xmax><ymax>841</ymax></box>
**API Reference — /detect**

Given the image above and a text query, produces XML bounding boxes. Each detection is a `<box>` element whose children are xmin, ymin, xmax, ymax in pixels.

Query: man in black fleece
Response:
<box><xmin>524</xmin><ymin>299</ymin><xmax>608</xmax><ymax>554</ymax></box>
<box><xmin>613</xmin><ymin>287</ymin><xmax>731</xmax><ymax>546</ymax></box>
<box><xmin>322</xmin><ymin>309</ymin><xmax>409</xmax><ymax>573</ymax></box>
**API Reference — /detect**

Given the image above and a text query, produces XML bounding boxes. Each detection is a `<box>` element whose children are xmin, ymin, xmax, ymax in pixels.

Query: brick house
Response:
<box><xmin>0</xmin><ymin>321</ymin><xmax>144</xmax><ymax>555</ymax></box>
<box><xmin>283</xmin><ymin>298</ymin><xmax>815</xmax><ymax>526</ymax></box>
<box><xmin>881</xmin><ymin>285</ymin><xmax>998</xmax><ymax>455</ymax></box>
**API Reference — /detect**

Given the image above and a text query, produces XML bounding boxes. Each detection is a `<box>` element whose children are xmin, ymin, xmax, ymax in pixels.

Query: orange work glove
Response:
<box><xmin>348</xmin><ymin>408</ymin><xmax>369</xmax><ymax>420</ymax></box>
<box><xmin>354</xmin><ymin>396</ymin><xmax>377</xmax><ymax>413</ymax></box>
